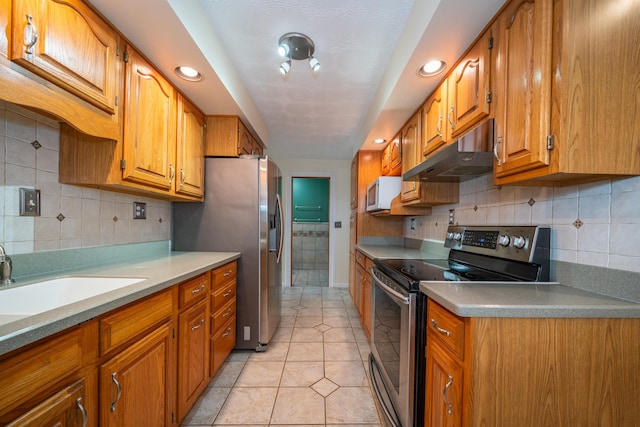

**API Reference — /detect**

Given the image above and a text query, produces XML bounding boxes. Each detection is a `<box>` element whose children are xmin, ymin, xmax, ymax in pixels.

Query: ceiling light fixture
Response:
<box><xmin>278</xmin><ymin>32</ymin><xmax>320</xmax><ymax>75</ymax></box>
<box><xmin>373</xmin><ymin>138</ymin><xmax>387</xmax><ymax>144</ymax></box>
<box><xmin>174</xmin><ymin>65</ymin><xmax>203</xmax><ymax>82</ymax></box>
<box><xmin>418</xmin><ymin>59</ymin><xmax>446</xmax><ymax>77</ymax></box>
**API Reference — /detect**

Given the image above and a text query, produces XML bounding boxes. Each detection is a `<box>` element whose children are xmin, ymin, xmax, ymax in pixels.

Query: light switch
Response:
<box><xmin>19</xmin><ymin>188</ymin><xmax>40</xmax><ymax>216</ymax></box>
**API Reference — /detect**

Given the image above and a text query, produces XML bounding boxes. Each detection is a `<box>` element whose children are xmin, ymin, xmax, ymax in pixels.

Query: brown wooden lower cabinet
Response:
<box><xmin>425</xmin><ymin>299</ymin><xmax>640</xmax><ymax>427</ymax></box>
<box><xmin>0</xmin><ymin>260</ymin><xmax>239</xmax><ymax>427</ymax></box>
<box><xmin>100</xmin><ymin>322</ymin><xmax>174</xmax><ymax>427</ymax></box>
<box><xmin>353</xmin><ymin>250</ymin><xmax>372</xmax><ymax>341</ymax></box>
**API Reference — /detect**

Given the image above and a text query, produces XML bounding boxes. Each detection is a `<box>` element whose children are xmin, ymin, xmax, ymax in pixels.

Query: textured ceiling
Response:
<box><xmin>88</xmin><ymin>0</ymin><xmax>507</xmax><ymax>160</ymax></box>
<box><xmin>197</xmin><ymin>0</ymin><xmax>415</xmax><ymax>159</ymax></box>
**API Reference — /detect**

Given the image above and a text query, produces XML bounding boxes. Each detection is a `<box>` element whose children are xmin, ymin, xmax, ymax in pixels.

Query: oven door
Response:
<box><xmin>369</xmin><ymin>267</ymin><xmax>416</xmax><ymax>427</ymax></box>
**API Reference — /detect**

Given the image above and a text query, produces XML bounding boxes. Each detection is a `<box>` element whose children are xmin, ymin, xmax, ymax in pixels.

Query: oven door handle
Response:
<box><xmin>370</xmin><ymin>268</ymin><xmax>410</xmax><ymax>305</ymax></box>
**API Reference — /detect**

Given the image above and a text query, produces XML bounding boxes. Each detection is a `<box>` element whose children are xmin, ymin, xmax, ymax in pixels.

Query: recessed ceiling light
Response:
<box><xmin>418</xmin><ymin>59</ymin><xmax>446</xmax><ymax>77</ymax></box>
<box><xmin>373</xmin><ymin>138</ymin><xmax>387</xmax><ymax>144</ymax></box>
<box><xmin>175</xmin><ymin>66</ymin><xmax>203</xmax><ymax>82</ymax></box>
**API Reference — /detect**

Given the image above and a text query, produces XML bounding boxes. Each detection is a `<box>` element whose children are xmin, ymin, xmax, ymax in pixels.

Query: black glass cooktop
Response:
<box><xmin>374</xmin><ymin>255</ymin><xmax>534</xmax><ymax>291</ymax></box>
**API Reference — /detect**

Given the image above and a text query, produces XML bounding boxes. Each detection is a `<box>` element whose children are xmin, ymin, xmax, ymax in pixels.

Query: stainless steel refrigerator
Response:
<box><xmin>172</xmin><ymin>156</ymin><xmax>283</xmax><ymax>351</ymax></box>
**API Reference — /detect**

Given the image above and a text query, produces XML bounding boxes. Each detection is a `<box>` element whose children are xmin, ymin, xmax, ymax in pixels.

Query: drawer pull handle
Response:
<box><xmin>191</xmin><ymin>319</ymin><xmax>205</xmax><ymax>331</ymax></box>
<box><xmin>76</xmin><ymin>397</ymin><xmax>88</xmax><ymax>427</ymax></box>
<box><xmin>23</xmin><ymin>14</ymin><xmax>38</xmax><ymax>55</ymax></box>
<box><xmin>443</xmin><ymin>374</ymin><xmax>454</xmax><ymax>415</ymax></box>
<box><xmin>222</xmin><ymin>327</ymin><xmax>231</xmax><ymax>338</ymax></box>
<box><xmin>223</xmin><ymin>270</ymin><xmax>232</xmax><ymax>277</ymax></box>
<box><xmin>191</xmin><ymin>284</ymin><xmax>205</xmax><ymax>294</ymax></box>
<box><xmin>222</xmin><ymin>308</ymin><xmax>232</xmax><ymax>317</ymax></box>
<box><xmin>223</xmin><ymin>289</ymin><xmax>233</xmax><ymax>297</ymax></box>
<box><xmin>110</xmin><ymin>372</ymin><xmax>121</xmax><ymax>412</ymax></box>
<box><xmin>431</xmin><ymin>319</ymin><xmax>451</xmax><ymax>336</ymax></box>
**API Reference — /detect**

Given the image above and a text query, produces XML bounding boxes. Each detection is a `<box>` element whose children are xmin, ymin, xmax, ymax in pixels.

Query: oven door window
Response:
<box><xmin>372</xmin><ymin>283</ymin><xmax>404</xmax><ymax>394</ymax></box>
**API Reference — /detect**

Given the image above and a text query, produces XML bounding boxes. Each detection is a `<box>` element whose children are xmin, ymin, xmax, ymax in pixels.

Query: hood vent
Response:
<box><xmin>404</xmin><ymin>119</ymin><xmax>495</xmax><ymax>182</ymax></box>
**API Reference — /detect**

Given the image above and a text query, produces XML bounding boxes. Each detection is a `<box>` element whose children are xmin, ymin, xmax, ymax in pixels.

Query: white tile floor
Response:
<box><xmin>180</xmin><ymin>286</ymin><xmax>385</xmax><ymax>426</ymax></box>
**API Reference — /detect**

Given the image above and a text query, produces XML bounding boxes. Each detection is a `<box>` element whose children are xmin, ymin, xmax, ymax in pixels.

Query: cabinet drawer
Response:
<box><xmin>179</xmin><ymin>272</ymin><xmax>210</xmax><ymax>309</ymax></box>
<box><xmin>100</xmin><ymin>289</ymin><xmax>174</xmax><ymax>355</ymax></box>
<box><xmin>427</xmin><ymin>301</ymin><xmax>465</xmax><ymax>360</ymax></box>
<box><xmin>210</xmin><ymin>317</ymin><xmax>236</xmax><ymax>377</ymax></box>
<box><xmin>0</xmin><ymin>322</ymin><xmax>97</xmax><ymax>418</ymax></box>
<box><xmin>355</xmin><ymin>251</ymin><xmax>366</xmax><ymax>267</ymax></box>
<box><xmin>211</xmin><ymin>282</ymin><xmax>236</xmax><ymax>312</ymax></box>
<box><xmin>211</xmin><ymin>297</ymin><xmax>236</xmax><ymax>335</ymax></box>
<box><xmin>212</xmin><ymin>261</ymin><xmax>236</xmax><ymax>291</ymax></box>
<box><xmin>6</xmin><ymin>378</ymin><xmax>86</xmax><ymax>427</ymax></box>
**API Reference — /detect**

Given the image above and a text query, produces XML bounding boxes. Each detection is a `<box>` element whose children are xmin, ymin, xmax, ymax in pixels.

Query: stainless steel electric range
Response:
<box><xmin>368</xmin><ymin>225</ymin><xmax>551</xmax><ymax>427</ymax></box>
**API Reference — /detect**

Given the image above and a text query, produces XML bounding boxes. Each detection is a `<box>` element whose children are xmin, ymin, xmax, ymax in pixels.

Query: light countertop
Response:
<box><xmin>420</xmin><ymin>281</ymin><xmax>640</xmax><ymax>318</ymax></box>
<box><xmin>0</xmin><ymin>251</ymin><xmax>240</xmax><ymax>356</ymax></box>
<box><xmin>356</xmin><ymin>242</ymin><xmax>640</xmax><ymax>319</ymax></box>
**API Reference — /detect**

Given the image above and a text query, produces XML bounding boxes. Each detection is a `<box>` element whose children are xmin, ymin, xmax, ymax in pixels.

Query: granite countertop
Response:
<box><xmin>355</xmin><ymin>243</ymin><xmax>447</xmax><ymax>261</ymax></box>
<box><xmin>0</xmin><ymin>251</ymin><xmax>240</xmax><ymax>356</ymax></box>
<box><xmin>356</xmin><ymin>242</ymin><xmax>640</xmax><ymax>319</ymax></box>
<box><xmin>420</xmin><ymin>281</ymin><xmax>640</xmax><ymax>318</ymax></box>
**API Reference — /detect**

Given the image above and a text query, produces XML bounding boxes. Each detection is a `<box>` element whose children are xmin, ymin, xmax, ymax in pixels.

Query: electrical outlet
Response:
<box><xmin>334</xmin><ymin>221</ymin><xmax>342</xmax><ymax>228</ymax></box>
<box><xmin>20</xmin><ymin>188</ymin><xmax>41</xmax><ymax>216</ymax></box>
<box><xmin>133</xmin><ymin>202</ymin><xmax>147</xmax><ymax>219</ymax></box>
<box><xmin>410</xmin><ymin>218</ymin><xmax>416</xmax><ymax>230</ymax></box>
<box><xmin>449</xmin><ymin>209</ymin><xmax>455</xmax><ymax>225</ymax></box>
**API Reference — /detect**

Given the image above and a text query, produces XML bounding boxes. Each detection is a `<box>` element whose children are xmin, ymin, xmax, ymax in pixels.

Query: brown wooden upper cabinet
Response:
<box><xmin>422</xmin><ymin>80</ymin><xmax>448</xmax><ymax>158</ymax></box>
<box><xmin>446</xmin><ymin>29</ymin><xmax>492</xmax><ymax>139</ymax></box>
<box><xmin>205</xmin><ymin>115</ymin><xmax>264</xmax><ymax>157</ymax></box>
<box><xmin>494</xmin><ymin>0</ymin><xmax>640</xmax><ymax>185</ymax></box>
<box><xmin>122</xmin><ymin>48</ymin><xmax>177</xmax><ymax>191</ymax></box>
<box><xmin>176</xmin><ymin>95</ymin><xmax>205</xmax><ymax>198</ymax></box>
<box><xmin>400</xmin><ymin>110</ymin><xmax>422</xmax><ymax>203</ymax></box>
<box><xmin>493</xmin><ymin>0</ymin><xmax>552</xmax><ymax>182</ymax></box>
<box><xmin>381</xmin><ymin>134</ymin><xmax>402</xmax><ymax>176</ymax></box>
<box><xmin>9</xmin><ymin>0</ymin><xmax>119</xmax><ymax>116</ymax></box>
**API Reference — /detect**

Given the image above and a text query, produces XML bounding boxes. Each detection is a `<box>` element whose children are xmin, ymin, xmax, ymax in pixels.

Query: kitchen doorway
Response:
<box><xmin>291</xmin><ymin>177</ymin><xmax>330</xmax><ymax>287</ymax></box>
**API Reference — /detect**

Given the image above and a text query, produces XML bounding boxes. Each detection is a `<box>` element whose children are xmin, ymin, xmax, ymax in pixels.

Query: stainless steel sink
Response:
<box><xmin>0</xmin><ymin>277</ymin><xmax>145</xmax><ymax>325</ymax></box>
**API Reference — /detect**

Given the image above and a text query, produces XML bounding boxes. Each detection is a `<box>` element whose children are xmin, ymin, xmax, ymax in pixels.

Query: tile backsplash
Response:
<box><xmin>0</xmin><ymin>101</ymin><xmax>171</xmax><ymax>254</ymax></box>
<box><xmin>404</xmin><ymin>173</ymin><xmax>640</xmax><ymax>273</ymax></box>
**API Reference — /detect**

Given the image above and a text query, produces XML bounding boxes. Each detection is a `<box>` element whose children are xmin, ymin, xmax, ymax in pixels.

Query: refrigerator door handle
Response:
<box><xmin>275</xmin><ymin>194</ymin><xmax>284</xmax><ymax>263</ymax></box>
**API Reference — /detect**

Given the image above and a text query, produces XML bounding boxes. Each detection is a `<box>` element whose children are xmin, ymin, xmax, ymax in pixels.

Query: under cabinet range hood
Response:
<box><xmin>404</xmin><ymin>118</ymin><xmax>495</xmax><ymax>182</ymax></box>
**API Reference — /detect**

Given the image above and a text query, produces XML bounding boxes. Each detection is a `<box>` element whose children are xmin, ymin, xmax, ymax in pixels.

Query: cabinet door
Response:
<box><xmin>381</xmin><ymin>143</ymin><xmax>391</xmax><ymax>176</ymax></box>
<box><xmin>389</xmin><ymin>134</ymin><xmax>402</xmax><ymax>175</ymax></box>
<box><xmin>10</xmin><ymin>0</ymin><xmax>119</xmax><ymax>114</ymax></box>
<box><xmin>238</xmin><ymin>122</ymin><xmax>253</xmax><ymax>155</ymax></box>
<box><xmin>422</xmin><ymin>80</ymin><xmax>448</xmax><ymax>157</ymax></box>
<box><xmin>178</xmin><ymin>300</ymin><xmax>207</xmax><ymax>420</ymax></box>
<box><xmin>100</xmin><ymin>322</ymin><xmax>174</xmax><ymax>427</ymax></box>
<box><xmin>447</xmin><ymin>30</ymin><xmax>492</xmax><ymax>138</ymax></box>
<box><xmin>425</xmin><ymin>341</ymin><xmax>463</xmax><ymax>427</ymax></box>
<box><xmin>494</xmin><ymin>0</ymin><xmax>553</xmax><ymax>179</ymax></box>
<box><xmin>122</xmin><ymin>48</ymin><xmax>176</xmax><ymax>190</ymax></box>
<box><xmin>176</xmin><ymin>94</ymin><xmax>204</xmax><ymax>198</ymax></box>
<box><xmin>354</xmin><ymin>261</ymin><xmax>364</xmax><ymax>316</ymax></box>
<box><xmin>400</xmin><ymin>111</ymin><xmax>421</xmax><ymax>203</ymax></box>
<box><xmin>350</xmin><ymin>156</ymin><xmax>358</xmax><ymax>210</ymax></box>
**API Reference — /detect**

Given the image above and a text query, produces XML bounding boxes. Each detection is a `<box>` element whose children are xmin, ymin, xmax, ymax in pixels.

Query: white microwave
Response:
<box><xmin>366</xmin><ymin>176</ymin><xmax>402</xmax><ymax>211</ymax></box>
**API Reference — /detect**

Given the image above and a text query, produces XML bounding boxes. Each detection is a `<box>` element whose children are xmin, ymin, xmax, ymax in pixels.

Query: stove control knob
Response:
<box><xmin>498</xmin><ymin>234</ymin><xmax>510</xmax><ymax>247</ymax></box>
<box><xmin>446</xmin><ymin>232</ymin><xmax>454</xmax><ymax>240</ymax></box>
<box><xmin>513</xmin><ymin>236</ymin><xmax>527</xmax><ymax>249</ymax></box>
<box><xmin>453</xmin><ymin>232</ymin><xmax>462</xmax><ymax>241</ymax></box>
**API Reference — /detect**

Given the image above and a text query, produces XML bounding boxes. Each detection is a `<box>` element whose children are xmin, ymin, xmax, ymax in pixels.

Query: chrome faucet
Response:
<box><xmin>0</xmin><ymin>245</ymin><xmax>14</xmax><ymax>285</ymax></box>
